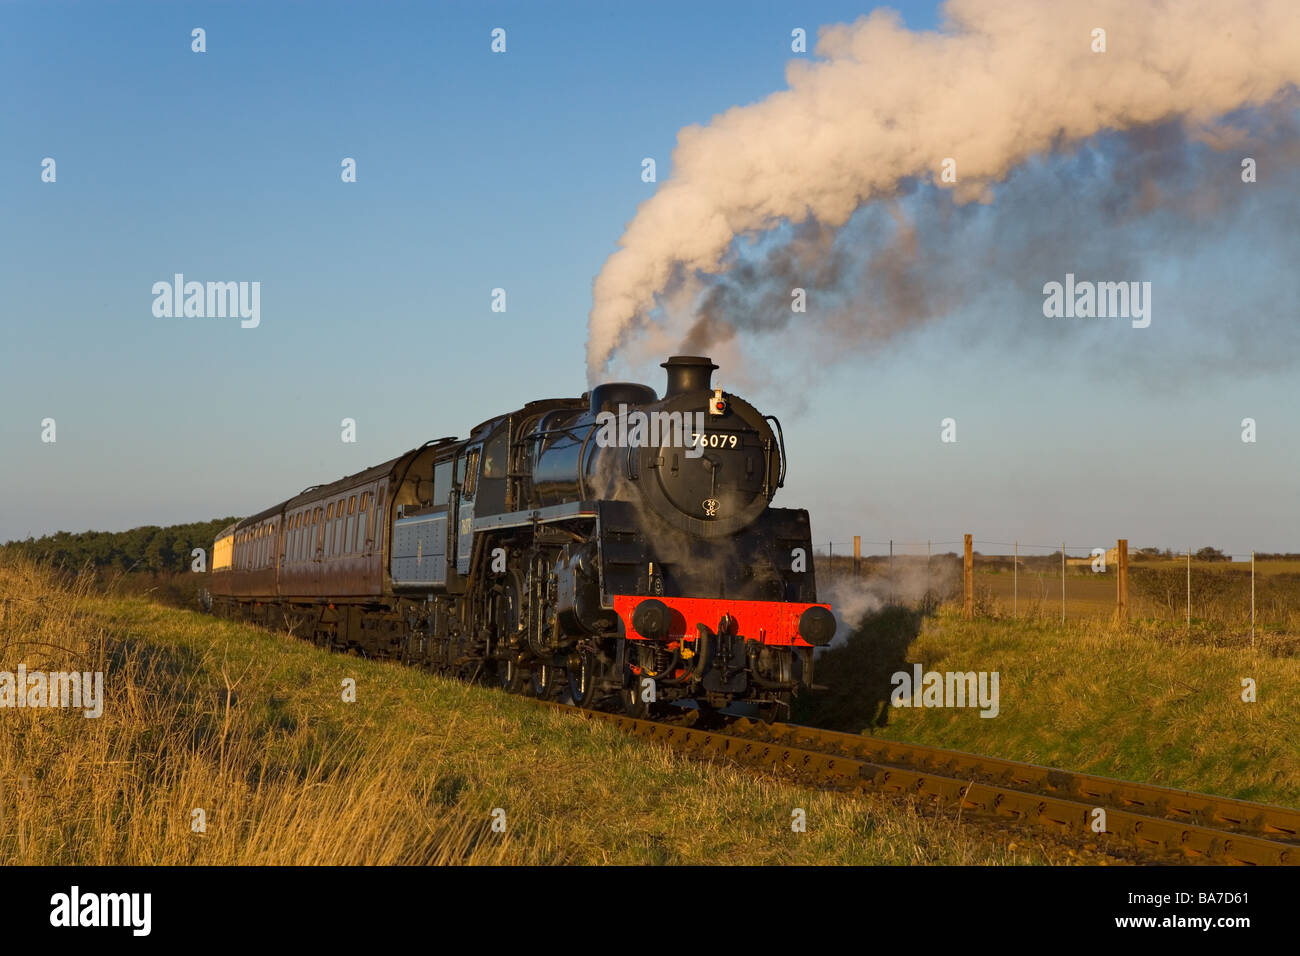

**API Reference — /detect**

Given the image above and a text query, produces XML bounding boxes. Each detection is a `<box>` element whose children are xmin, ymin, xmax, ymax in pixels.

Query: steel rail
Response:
<box><xmin>529</xmin><ymin>699</ymin><xmax>1298</xmax><ymax>865</ymax></box>
<box><xmin>744</xmin><ymin>720</ymin><xmax>1300</xmax><ymax>846</ymax></box>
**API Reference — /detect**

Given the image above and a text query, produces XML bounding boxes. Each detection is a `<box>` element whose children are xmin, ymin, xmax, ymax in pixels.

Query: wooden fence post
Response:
<box><xmin>889</xmin><ymin>539</ymin><xmax>894</xmax><ymax>604</ymax></box>
<box><xmin>853</xmin><ymin>536</ymin><xmax>861</xmax><ymax>578</ymax></box>
<box><xmin>1115</xmin><ymin>538</ymin><xmax>1128</xmax><ymax>624</ymax></box>
<box><xmin>963</xmin><ymin>534</ymin><xmax>974</xmax><ymax>619</ymax></box>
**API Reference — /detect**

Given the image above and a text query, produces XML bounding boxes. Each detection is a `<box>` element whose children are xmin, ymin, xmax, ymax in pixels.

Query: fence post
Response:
<box><xmin>1115</xmin><ymin>538</ymin><xmax>1128</xmax><ymax>624</ymax></box>
<box><xmin>1251</xmin><ymin>550</ymin><xmax>1256</xmax><ymax>647</ymax></box>
<box><xmin>927</xmin><ymin>539</ymin><xmax>932</xmax><ymax>604</ymax></box>
<box><xmin>889</xmin><ymin>539</ymin><xmax>894</xmax><ymax>604</ymax></box>
<box><xmin>1061</xmin><ymin>542</ymin><xmax>1066</xmax><ymax>625</ymax></box>
<box><xmin>1186</xmin><ymin>547</ymin><xmax>1191</xmax><ymax>632</ymax></box>
<box><xmin>853</xmin><ymin>536</ymin><xmax>861</xmax><ymax>578</ymax></box>
<box><xmin>1013</xmin><ymin>541</ymin><xmax>1018</xmax><ymax>619</ymax></box>
<box><xmin>963</xmin><ymin>534</ymin><xmax>973</xmax><ymax>619</ymax></box>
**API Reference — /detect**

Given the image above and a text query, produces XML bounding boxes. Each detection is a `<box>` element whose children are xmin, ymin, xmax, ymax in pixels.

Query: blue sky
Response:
<box><xmin>1</xmin><ymin>0</ymin><xmax>1296</xmax><ymax>559</ymax></box>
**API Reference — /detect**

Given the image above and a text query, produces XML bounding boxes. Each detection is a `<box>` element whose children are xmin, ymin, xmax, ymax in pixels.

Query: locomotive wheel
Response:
<box><xmin>499</xmin><ymin>654</ymin><xmax>527</xmax><ymax>694</ymax></box>
<box><xmin>566</xmin><ymin>651</ymin><xmax>600</xmax><ymax>709</ymax></box>
<box><xmin>492</xmin><ymin>570</ymin><xmax>529</xmax><ymax>690</ymax></box>
<box><xmin>754</xmin><ymin>692</ymin><xmax>793</xmax><ymax>724</ymax></box>
<box><xmin>530</xmin><ymin>661</ymin><xmax>557</xmax><ymax>699</ymax></box>
<box><xmin>621</xmin><ymin>643</ymin><xmax>663</xmax><ymax>718</ymax></box>
<box><xmin>621</xmin><ymin>686</ymin><xmax>650</xmax><ymax>719</ymax></box>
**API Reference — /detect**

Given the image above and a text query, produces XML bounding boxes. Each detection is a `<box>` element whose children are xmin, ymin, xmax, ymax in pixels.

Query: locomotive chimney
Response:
<box><xmin>661</xmin><ymin>355</ymin><xmax>718</xmax><ymax>397</ymax></box>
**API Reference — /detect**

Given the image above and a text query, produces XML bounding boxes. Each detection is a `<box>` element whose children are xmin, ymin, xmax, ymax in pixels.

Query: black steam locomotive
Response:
<box><xmin>209</xmin><ymin>356</ymin><xmax>834</xmax><ymax>719</ymax></box>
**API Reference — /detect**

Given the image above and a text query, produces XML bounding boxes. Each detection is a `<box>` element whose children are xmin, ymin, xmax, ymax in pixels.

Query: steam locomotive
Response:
<box><xmin>209</xmin><ymin>356</ymin><xmax>834</xmax><ymax>719</ymax></box>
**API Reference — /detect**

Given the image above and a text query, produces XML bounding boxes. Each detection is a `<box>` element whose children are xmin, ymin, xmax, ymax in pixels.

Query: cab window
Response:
<box><xmin>462</xmin><ymin>448</ymin><xmax>480</xmax><ymax>498</ymax></box>
<box><xmin>482</xmin><ymin>431</ymin><xmax>508</xmax><ymax>479</ymax></box>
<box><xmin>434</xmin><ymin>459</ymin><xmax>453</xmax><ymax>506</ymax></box>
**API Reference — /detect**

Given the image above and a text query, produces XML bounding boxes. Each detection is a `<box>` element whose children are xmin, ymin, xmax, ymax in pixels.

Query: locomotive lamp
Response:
<box><xmin>710</xmin><ymin>387</ymin><xmax>727</xmax><ymax>415</ymax></box>
<box><xmin>798</xmin><ymin>605</ymin><xmax>836</xmax><ymax>646</ymax></box>
<box><xmin>631</xmin><ymin>598</ymin><xmax>671</xmax><ymax>640</ymax></box>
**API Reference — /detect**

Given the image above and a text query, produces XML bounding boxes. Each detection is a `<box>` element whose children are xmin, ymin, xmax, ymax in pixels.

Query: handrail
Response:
<box><xmin>764</xmin><ymin>415</ymin><xmax>787</xmax><ymax>488</ymax></box>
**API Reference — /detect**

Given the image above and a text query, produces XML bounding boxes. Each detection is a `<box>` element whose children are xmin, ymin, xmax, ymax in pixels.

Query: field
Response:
<box><xmin>5</xmin><ymin>550</ymin><xmax>1298</xmax><ymax>866</ymax></box>
<box><xmin>820</xmin><ymin>553</ymin><xmax>1300</xmax><ymax>637</ymax></box>
<box><xmin>0</xmin><ymin>555</ymin><xmax>1053</xmax><ymax>866</ymax></box>
<box><xmin>797</xmin><ymin>604</ymin><xmax>1300</xmax><ymax>807</ymax></box>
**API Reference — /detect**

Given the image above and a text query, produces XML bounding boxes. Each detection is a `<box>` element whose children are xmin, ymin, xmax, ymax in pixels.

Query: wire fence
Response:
<box><xmin>814</xmin><ymin>535</ymin><xmax>1300</xmax><ymax>644</ymax></box>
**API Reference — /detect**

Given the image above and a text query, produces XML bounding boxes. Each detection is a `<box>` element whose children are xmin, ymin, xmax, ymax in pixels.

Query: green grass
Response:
<box><xmin>798</xmin><ymin>606</ymin><xmax>1300</xmax><ymax>807</ymax></box>
<box><xmin>0</xmin><ymin>556</ymin><xmax>1056</xmax><ymax>865</ymax></box>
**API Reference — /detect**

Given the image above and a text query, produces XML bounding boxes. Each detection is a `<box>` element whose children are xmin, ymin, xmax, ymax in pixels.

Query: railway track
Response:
<box><xmin>534</xmin><ymin>698</ymin><xmax>1300</xmax><ymax>865</ymax></box>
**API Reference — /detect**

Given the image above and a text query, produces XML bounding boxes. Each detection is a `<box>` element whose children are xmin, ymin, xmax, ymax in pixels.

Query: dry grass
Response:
<box><xmin>819</xmin><ymin>555</ymin><xmax>1300</xmax><ymax>635</ymax></box>
<box><xmin>804</xmin><ymin>604</ymin><xmax>1300</xmax><ymax>807</ymax></box>
<box><xmin>0</xmin><ymin>555</ymin><xmax>1055</xmax><ymax>865</ymax></box>
<box><xmin>973</xmin><ymin>563</ymin><xmax>1300</xmax><ymax>636</ymax></box>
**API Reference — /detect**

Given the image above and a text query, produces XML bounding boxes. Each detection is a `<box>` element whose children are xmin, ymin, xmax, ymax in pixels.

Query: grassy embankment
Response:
<box><xmin>798</xmin><ymin>604</ymin><xmax>1300</xmax><ymax>807</ymax></box>
<box><xmin>0</xmin><ymin>555</ymin><xmax>1053</xmax><ymax>865</ymax></box>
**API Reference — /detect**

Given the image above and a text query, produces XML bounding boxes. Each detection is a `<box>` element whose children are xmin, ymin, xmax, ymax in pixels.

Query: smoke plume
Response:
<box><xmin>586</xmin><ymin>0</ymin><xmax>1300</xmax><ymax>384</ymax></box>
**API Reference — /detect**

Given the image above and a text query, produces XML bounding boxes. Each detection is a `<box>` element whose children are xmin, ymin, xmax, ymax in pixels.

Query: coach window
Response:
<box><xmin>345</xmin><ymin>496</ymin><xmax>356</xmax><ymax>554</ymax></box>
<box><xmin>357</xmin><ymin>494</ymin><xmax>369</xmax><ymax>551</ymax></box>
<box><xmin>335</xmin><ymin>499</ymin><xmax>345</xmax><ymax>555</ymax></box>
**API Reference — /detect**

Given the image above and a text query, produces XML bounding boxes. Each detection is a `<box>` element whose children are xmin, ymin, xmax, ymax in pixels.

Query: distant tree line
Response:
<box><xmin>1</xmin><ymin>518</ymin><xmax>238</xmax><ymax>573</ymax></box>
<box><xmin>1134</xmin><ymin>547</ymin><xmax>1300</xmax><ymax>561</ymax></box>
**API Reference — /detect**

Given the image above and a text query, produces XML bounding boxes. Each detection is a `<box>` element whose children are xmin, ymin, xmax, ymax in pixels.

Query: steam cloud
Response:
<box><xmin>586</xmin><ymin>0</ymin><xmax>1300</xmax><ymax>384</ymax></box>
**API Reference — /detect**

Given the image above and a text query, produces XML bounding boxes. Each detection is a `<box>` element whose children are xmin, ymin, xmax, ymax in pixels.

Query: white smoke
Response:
<box><xmin>587</xmin><ymin>0</ymin><xmax>1300</xmax><ymax>380</ymax></box>
<box><xmin>818</xmin><ymin>556</ymin><xmax>960</xmax><ymax>650</ymax></box>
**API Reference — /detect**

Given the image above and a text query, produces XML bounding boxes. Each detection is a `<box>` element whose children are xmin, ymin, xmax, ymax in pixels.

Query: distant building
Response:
<box><xmin>1066</xmin><ymin>546</ymin><xmax>1120</xmax><ymax>568</ymax></box>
